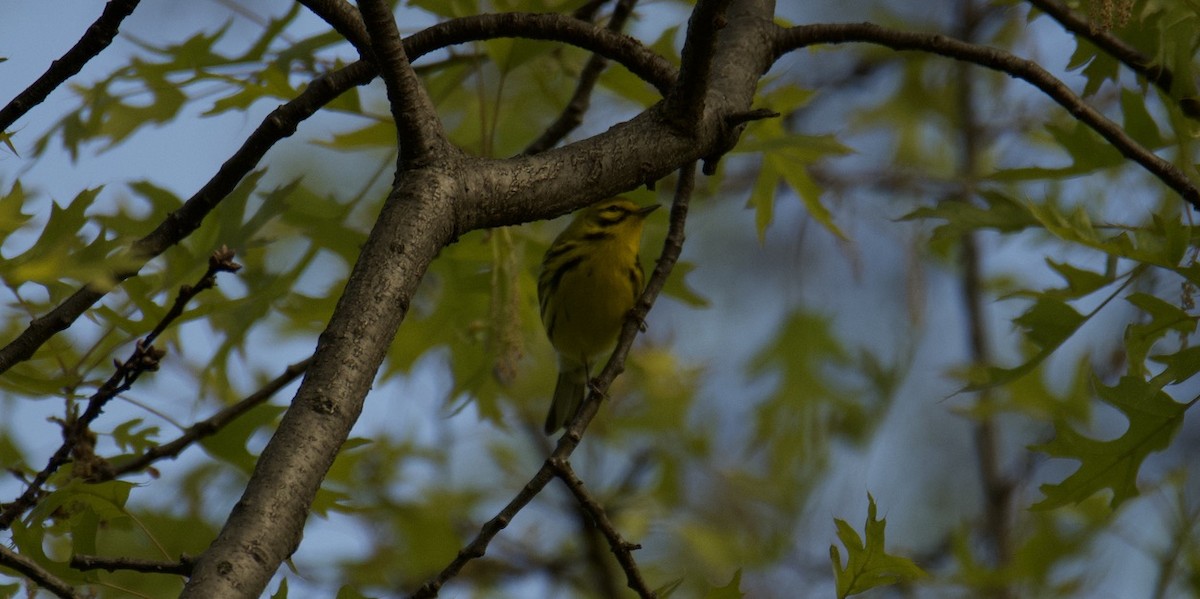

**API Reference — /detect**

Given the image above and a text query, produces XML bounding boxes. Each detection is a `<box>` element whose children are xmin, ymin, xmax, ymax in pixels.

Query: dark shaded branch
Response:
<box><xmin>0</xmin><ymin>12</ymin><xmax>676</xmax><ymax>376</ymax></box>
<box><xmin>298</xmin><ymin>0</ymin><xmax>372</xmax><ymax>59</ymax></box>
<box><xmin>403</xmin><ymin>13</ymin><xmax>677</xmax><ymax>94</ymax></box>
<box><xmin>0</xmin><ymin>249</ymin><xmax>241</xmax><ymax>531</ymax></box>
<box><xmin>358</xmin><ymin>0</ymin><xmax>451</xmax><ymax>165</ymax></box>
<box><xmin>105</xmin><ymin>356</ymin><xmax>312</xmax><ymax>480</ymax></box>
<box><xmin>0</xmin><ymin>545</ymin><xmax>82</xmax><ymax>599</ymax></box>
<box><xmin>0</xmin><ymin>0</ymin><xmax>140</xmax><ymax>132</ymax></box>
<box><xmin>549</xmin><ymin>458</ymin><xmax>654</xmax><ymax>598</ymax></box>
<box><xmin>667</xmin><ymin>0</ymin><xmax>733</xmax><ymax>129</ymax></box>
<box><xmin>410</xmin><ymin>162</ymin><xmax>696</xmax><ymax>598</ymax></box>
<box><xmin>953</xmin><ymin>3</ymin><xmax>1013</xmax><ymax>596</ymax></box>
<box><xmin>70</xmin><ymin>553</ymin><xmax>195</xmax><ymax>576</ymax></box>
<box><xmin>524</xmin><ymin>0</ymin><xmax>640</xmax><ymax>155</ymax></box>
<box><xmin>773</xmin><ymin>22</ymin><xmax>1200</xmax><ymax>209</ymax></box>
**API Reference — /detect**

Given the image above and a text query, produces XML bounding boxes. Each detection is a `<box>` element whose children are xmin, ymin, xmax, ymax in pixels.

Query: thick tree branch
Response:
<box><xmin>0</xmin><ymin>13</ymin><xmax>675</xmax><ymax>376</ymax></box>
<box><xmin>0</xmin><ymin>545</ymin><xmax>82</xmax><ymax>599</ymax></box>
<box><xmin>549</xmin><ymin>458</ymin><xmax>654</xmax><ymax>598</ymax></box>
<box><xmin>180</xmin><ymin>167</ymin><xmax>462</xmax><ymax>598</ymax></box>
<box><xmin>0</xmin><ymin>0</ymin><xmax>141</xmax><ymax>132</ymax></box>
<box><xmin>358</xmin><ymin>0</ymin><xmax>451</xmax><ymax>165</ymax></box>
<box><xmin>773</xmin><ymin>22</ymin><xmax>1200</xmax><ymax>209</ymax></box>
<box><xmin>32</xmin><ymin>3</ymin><xmax>773</xmax><ymax>593</ymax></box>
<box><xmin>411</xmin><ymin>162</ymin><xmax>696</xmax><ymax>598</ymax></box>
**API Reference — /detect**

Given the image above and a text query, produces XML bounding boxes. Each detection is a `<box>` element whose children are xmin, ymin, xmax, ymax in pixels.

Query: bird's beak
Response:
<box><xmin>636</xmin><ymin>204</ymin><xmax>660</xmax><ymax>216</ymax></box>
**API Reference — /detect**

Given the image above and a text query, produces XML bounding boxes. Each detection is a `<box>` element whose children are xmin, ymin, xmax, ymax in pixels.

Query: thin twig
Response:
<box><xmin>773</xmin><ymin>22</ymin><xmax>1200</xmax><ymax>208</ymax></box>
<box><xmin>0</xmin><ymin>248</ymin><xmax>242</xmax><ymax>531</ymax></box>
<box><xmin>0</xmin><ymin>544</ymin><xmax>84</xmax><ymax>599</ymax></box>
<box><xmin>104</xmin><ymin>356</ymin><xmax>312</xmax><ymax>480</ymax></box>
<box><xmin>549</xmin><ymin>458</ymin><xmax>654</xmax><ymax>598</ymax></box>
<box><xmin>69</xmin><ymin>553</ymin><xmax>195</xmax><ymax>576</ymax></box>
<box><xmin>409</xmin><ymin>162</ymin><xmax>696</xmax><ymax>598</ymax></box>
<box><xmin>0</xmin><ymin>0</ymin><xmax>141</xmax><ymax>132</ymax></box>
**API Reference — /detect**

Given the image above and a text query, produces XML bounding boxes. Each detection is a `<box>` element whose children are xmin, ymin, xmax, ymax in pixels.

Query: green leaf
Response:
<box><xmin>199</xmin><ymin>404</ymin><xmax>286</xmax><ymax>473</ymax></box>
<box><xmin>272</xmin><ymin>578</ymin><xmax>288</xmax><ymax>599</ymax></box>
<box><xmin>110</xmin><ymin>418</ymin><xmax>161</xmax><ymax>454</ymax></box>
<box><xmin>654</xmin><ymin>577</ymin><xmax>685</xmax><ymax>598</ymax></box>
<box><xmin>1040</xmin><ymin>260</ymin><xmax>1114</xmax><ymax>300</ymax></box>
<box><xmin>830</xmin><ymin>494</ymin><xmax>926</xmax><ymax>598</ymax></box>
<box><xmin>1124</xmin><ymin>292</ymin><xmax>1197</xmax><ymax>378</ymax></box>
<box><xmin>703</xmin><ymin>568</ymin><xmax>744</xmax><ymax>599</ymax></box>
<box><xmin>1151</xmin><ymin>345</ymin><xmax>1200</xmax><ymax>385</ymax></box>
<box><xmin>335</xmin><ymin>585</ymin><xmax>377</xmax><ymax>599</ymax></box>
<box><xmin>901</xmin><ymin>190</ymin><xmax>1038</xmax><ymax>250</ymax></box>
<box><xmin>0</xmin><ymin>181</ymin><xmax>33</xmax><ymax>243</ymax></box>
<box><xmin>965</xmin><ymin>298</ymin><xmax>1086</xmax><ymax>390</ymax></box>
<box><xmin>1033</xmin><ymin>376</ymin><xmax>1188</xmax><ymax>509</ymax></box>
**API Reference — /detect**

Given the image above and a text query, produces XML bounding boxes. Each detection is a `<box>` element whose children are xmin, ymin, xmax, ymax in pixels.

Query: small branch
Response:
<box><xmin>1025</xmin><ymin>0</ymin><xmax>1198</xmax><ymax>119</ymax></box>
<box><xmin>0</xmin><ymin>0</ymin><xmax>141</xmax><ymax>132</ymax></box>
<box><xmin>403</xmin><ymin>13</ymin><xmax>677</xmax><ymax>95</ymax></box>
<box><xmin>0</xmin><ymin>545</ymin><xmax>83</xmax><ymax>599</ymax></box>
<box><xmin>70</xmin><ymin>553</ymin><xmax>195</xmax><ymax>576</ymax></box>
<box><xmin>357</xmin><ymin>0</ymin><xmax>450</xmax><ymax>165</ymax></box>
<box><xmin>409</xmin><ymin>162</ymin><xmax>695</xmax><ymax>598</ymax></box>
<box><xmin>666</xmin><ymin>0</ymin><xmax>734</xmax><ymax>130</ymax></box>
<box><xmin>773</xmin><ymin>22</ymin><xmax>1200</xmax><ymax>209</ymax></box>
<box><xmin>0</xmin><ymin>248</ymin><xmax>241</xmax><ymax>531</ymax></box>
<box><xmin>298</xmin><ymin>0</ymin><xmax>372</xmax><ymax>60</ymax></box>
<box><xmin>523</xmin><ymin>0</ymin><xmax>640</xmax><ymax>155</ymax></box>
<box><xmin>549</xmin><ymin>458</ymin><xmax>654</xmax><ymax>598</ymax></box>
<box><xmin>105</xmin><ymin>356</ymin><xmax>312</xmax><ymax>480</ymax></box>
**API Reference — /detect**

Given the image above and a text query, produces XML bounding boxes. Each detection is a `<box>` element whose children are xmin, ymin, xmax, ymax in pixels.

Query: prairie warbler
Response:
<box><xmin>538</xmin><ymin>198</ymin><xmax>659</xmax><ymax>434</ymax></box>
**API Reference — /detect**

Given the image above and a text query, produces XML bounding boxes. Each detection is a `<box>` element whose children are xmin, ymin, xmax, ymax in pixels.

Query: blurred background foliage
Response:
<box><xmin>2</xmin><ymin>0</ymin><xmax>1200</xmax><ymax>597</ymax></box>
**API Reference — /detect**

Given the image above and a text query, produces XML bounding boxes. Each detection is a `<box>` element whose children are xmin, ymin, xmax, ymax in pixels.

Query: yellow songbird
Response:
<box><xmin>538</xmin><ymin>197</ymin><xmax>659</xmax><ymax>434</ymax></box>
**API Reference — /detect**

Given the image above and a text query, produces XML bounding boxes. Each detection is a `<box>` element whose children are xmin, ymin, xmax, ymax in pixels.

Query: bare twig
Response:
<box><xmin>0</xmin><ymin>248</ymin><xmax>242</xmax><ymax>531</ymax></box>
<box><xmin>549</xmin><ymin>458</ymin><xmax>654</xmax><ymax>598</ymax></box>
<box><xmin>0</xmin><ymin>0</ymin><xmax>141</xmax><ymax>132</ymax></box>
<box><xmin>410</xmin><ymin>162</ymin><xmax>696</xmax><ymax>598</ymax></box>
<box><xmin>105</xmin><ymin>356</ymin><xmax>312</xmax><ymax>480</ymax></box>
<box><xmin>0</xmin><ymin>545</ymin><xmax>83</xmax><ymax>599</ymax></box>
<box><xmin>69</xmin><ymin>553</ymin><xmax>195</xmax><ymax>576</ymax></box>
<box><xmin>773</xmin><ymin>22</ymin><xmax>1200</xmax><ymax>208</ymax></box>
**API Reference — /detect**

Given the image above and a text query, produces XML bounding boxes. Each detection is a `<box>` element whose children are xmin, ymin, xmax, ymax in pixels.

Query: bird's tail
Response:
<box><xmin>544</xmin><ymin>365</ymin><xmax>587</xmax><ymax>434</ymax></box>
